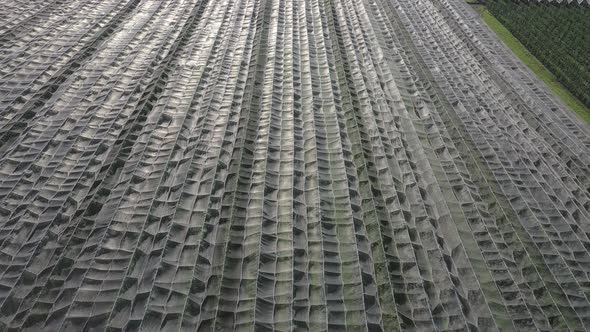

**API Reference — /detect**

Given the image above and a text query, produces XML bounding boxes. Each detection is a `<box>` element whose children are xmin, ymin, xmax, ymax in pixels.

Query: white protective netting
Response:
<box><xmin>0</xmin><ymin>0</ymin><xmax>590</xmax><ymax>330</ymax></box>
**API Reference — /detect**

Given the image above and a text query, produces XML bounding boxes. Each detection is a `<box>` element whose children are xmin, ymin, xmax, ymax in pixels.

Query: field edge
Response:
<box><xmin>471</xmin><ymin>3</ymin><xmax>590</xmax><ymax>125</ymax></box>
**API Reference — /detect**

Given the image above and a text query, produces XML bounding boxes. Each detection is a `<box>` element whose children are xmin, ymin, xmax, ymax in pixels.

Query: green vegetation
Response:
<box><xmin>477</xmin><ymin>1</ymin><xmax>590</xmax><ymax>124</ymax></box>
